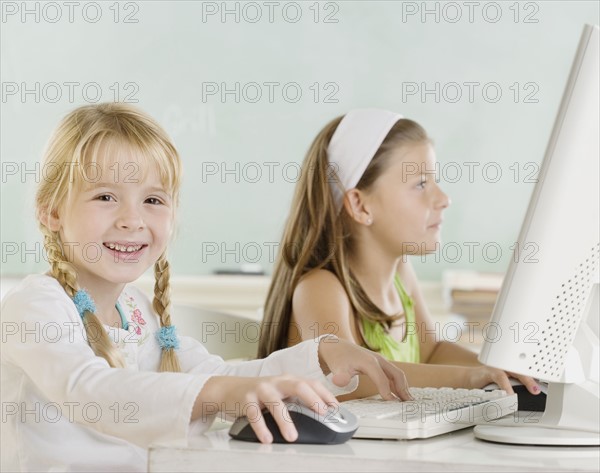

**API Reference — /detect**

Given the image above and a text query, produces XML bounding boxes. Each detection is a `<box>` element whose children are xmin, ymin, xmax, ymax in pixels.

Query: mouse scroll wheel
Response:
<box><xmin>327</xmin><ymin>407</ymin><xmax>348</xmax><ymax>424</ymax></box>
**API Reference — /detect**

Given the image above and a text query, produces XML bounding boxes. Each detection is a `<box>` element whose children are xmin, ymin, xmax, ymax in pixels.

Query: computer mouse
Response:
<box><xmin>483</xmin><ymin>381</ymin><xmax>547</xmax><ymax>412</ymax></box>
<box><xmin>229</xmin><ymin>400</ymin><xmax>359</xmax><ymax>444</ymax></box>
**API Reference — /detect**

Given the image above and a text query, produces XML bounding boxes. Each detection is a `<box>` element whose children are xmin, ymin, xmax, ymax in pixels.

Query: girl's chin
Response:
<box><xmin>398</xmin><ymin>240</ymin><xmax>441</xmax><ymax>255</ymax></box>
<box><xmin>97</xmin><ymin>261</ymin><xmax>153</xmax><ymax>284</ymax></box>
<box><xmin>422</xmin><ymin>242</ymin><xmax>442</xmax><ymax>253</ymax></box>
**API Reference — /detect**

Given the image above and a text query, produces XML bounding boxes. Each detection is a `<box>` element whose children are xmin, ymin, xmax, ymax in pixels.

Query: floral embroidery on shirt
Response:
<box><xmin>121</xmin><ymin>292</ymin><xmax>149</xmax><ymax>346</ymax></box>
<box><xmin>131</xmin><ymin>308</ymin><xmax>146</xmax><ymax>335</ymax></box>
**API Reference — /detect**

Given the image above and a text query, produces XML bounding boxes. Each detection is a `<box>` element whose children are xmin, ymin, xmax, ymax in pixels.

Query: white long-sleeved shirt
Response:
<box><xmin>1</xmin><ymin>274</ymin><xmax>354</xmax><ymax>472</ymax></box>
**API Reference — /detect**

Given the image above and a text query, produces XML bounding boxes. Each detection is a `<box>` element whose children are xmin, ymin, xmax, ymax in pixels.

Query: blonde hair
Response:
<box><xmin>257</xmin><ymin>115</ymin><xmax>430</xmax><ymax>358</ymax></box>
<box><xmin>36</xmin><ymin>103</ymin><xmax>182</xmax><ymax>371</ymax></box>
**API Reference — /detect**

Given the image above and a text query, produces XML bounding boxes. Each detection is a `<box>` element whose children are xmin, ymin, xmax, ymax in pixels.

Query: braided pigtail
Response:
<box><xmin>153</xmin><ymin>252</ymin><xmax>181</xmax><ymax>372</ymax></box>
<box><xmin>40</xmin><ymin>224</ymin><xmax>126</xmax><ymax>368</ymax></box>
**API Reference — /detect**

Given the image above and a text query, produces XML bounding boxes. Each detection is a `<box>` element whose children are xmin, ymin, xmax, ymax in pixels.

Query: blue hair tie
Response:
<box><xmin>72</xmin><ymin>289</ymin><xmax>96</xmax><ymax>318</ymax></box>
<box><xmin>157</xmin><ymin>325</ymin><xmax>179</xmax><ymax>350</ymax></box>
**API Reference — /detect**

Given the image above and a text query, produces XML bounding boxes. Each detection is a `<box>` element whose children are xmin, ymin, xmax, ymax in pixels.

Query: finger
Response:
<box><xmin>244</xmin><ymin>394</ymin><xmax>273</xmax><ymax>444</ymax></box>
<box><xmin>378</xmin><ymin>357</ymin><xmax>413</xmax><ymax>401</ymax></box>
<box><xmin>516</xmin><ymin>375</ymin><xmax>541</xmax><ymax>395</ymax></box>
<box><xmin>313</xmin><ymin>380</ymin><xmax>339</xmax><ymax>407</ymax></box>
<box><xmin>297</xmin><ymin>379</ymin><xmax>339</xmax><ymax>415</ymax></box>
<box><xmin>341</xmin><ymin>354</ymin><xmax>399</xmax><ymax>401</ymax></box>
<box><xmin>494</xmin><ymin>373</ymin><xmax>515</xmax><ymax>394</ymax></box>
<box><xmin>258</xmin><ymin>384</ymin><xmax>298</xmax><ymax>443</ymax></box>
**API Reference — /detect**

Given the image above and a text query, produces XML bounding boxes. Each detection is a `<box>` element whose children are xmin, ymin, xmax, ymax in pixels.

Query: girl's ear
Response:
<box><xmin>343</xmin><ymin>189</ymin><xmax>373</xmax><ymax>226</ymax></box>
<box><xmin>39</xmin><ymin>208</ymin><xmax>62</xmax><ymax>232</ymax></box>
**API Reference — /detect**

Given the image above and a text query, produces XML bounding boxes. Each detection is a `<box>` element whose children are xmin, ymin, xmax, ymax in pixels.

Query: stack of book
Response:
<box><xmin>442</xmin><ymin>270</ymin><xmax>504</xmax><ymax>324</ymax></box>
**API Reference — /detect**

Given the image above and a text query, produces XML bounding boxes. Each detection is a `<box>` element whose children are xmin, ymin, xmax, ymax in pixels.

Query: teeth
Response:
<box><xmin>105</xmin><ymin>243</ymin><xmax>143</xmax><ymax>252</ymax></box>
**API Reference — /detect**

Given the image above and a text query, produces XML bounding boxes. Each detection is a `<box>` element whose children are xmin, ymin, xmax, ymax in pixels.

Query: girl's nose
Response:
<box><xmin>116</xmin><ymin>205</ymin><xmax>145</xmax><ymax>230</ymax></box>
<box><xmin>437</xmin><ymin>186</ymin><xmax>451</xmax><ymax>209</ymax></box>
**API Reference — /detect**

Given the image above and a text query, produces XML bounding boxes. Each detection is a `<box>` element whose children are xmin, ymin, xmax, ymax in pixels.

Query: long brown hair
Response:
<box><xmin>257</xmin><ymin>114</ymin><xmax>430</xmax><ymax>358</ymax></box>
<box><xmin>36</xmin><ymin>103</ymin><xmax>182</xmax><ymax>371</ymax></box>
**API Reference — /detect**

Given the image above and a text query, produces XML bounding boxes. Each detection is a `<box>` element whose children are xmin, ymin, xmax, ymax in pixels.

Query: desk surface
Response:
<box><xmin>148</xmin><ymin>424</ymin><xmax>600</xmax><ymax>472</ymax></box>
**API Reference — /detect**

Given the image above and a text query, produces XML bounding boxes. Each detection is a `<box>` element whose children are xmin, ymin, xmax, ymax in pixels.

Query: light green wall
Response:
<box><xmin>1</xmin><ymin>1</ymin><xmax>598</xmax><ymax>280</ymax></box>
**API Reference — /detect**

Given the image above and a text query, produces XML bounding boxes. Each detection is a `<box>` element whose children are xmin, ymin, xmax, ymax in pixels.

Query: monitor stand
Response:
<box><xmin>475</xmin><ymin>284</ymin><xmax>599</xmax><ymax>446</ymax></box>
<box><xmin>474</xmin><ymin>423</ymin><xmax>599</xmax><ymax>446</ymax></box>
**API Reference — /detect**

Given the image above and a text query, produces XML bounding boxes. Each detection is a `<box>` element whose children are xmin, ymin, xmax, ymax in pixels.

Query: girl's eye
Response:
<box><xmin>417</xmin><ymin>180</ymin><xmax>427</xmax><ymax>189</ymax></box>
<box><xmin>145</xmin><ymin>197</ymin><xmax>163</xmax><ymax>205</ymax></box>
<box><xmin>97</xmin><ymin>194</ymin><xmax>115</xmax><ymax>202</ymax></box>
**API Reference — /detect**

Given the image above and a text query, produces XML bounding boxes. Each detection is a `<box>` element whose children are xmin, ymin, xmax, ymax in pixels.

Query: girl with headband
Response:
<box><xmin>258</xmin><ymin>109</ymin><xmax>541</xmax><ymax>399</ymax></box>
<box><xmin>0</xmin><ymin>104</ymin><xmax>412</xmax><ymax>472</ymax></box>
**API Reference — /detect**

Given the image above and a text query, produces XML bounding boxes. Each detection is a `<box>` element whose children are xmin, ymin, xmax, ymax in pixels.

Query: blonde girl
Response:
<box><xmin>258</xmin><ymin>109</ymin><xmax>540</xmax><ymax>399</ymax></box>
<box><xmin>1</xmin><ymin>104</ymin><xmax>410</xmax><ymax>472</ymax></box>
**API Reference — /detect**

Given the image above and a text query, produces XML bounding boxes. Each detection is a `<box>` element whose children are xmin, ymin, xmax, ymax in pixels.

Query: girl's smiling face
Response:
<box><xmin>363</xmin><ymin>141</ymin><xmax>450</xmax><ymax>256</ymax></box>
<box><xmin>47</xmin><ymin>143</ymin><xmax>174</xmax><ymax>290</ymax></box>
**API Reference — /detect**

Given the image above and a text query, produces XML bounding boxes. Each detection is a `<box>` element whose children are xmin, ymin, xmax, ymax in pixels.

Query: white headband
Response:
<box><xmin>327</xmin><ymin>108</ymin><xmax>403</xmax><ymax>211</ymax></box>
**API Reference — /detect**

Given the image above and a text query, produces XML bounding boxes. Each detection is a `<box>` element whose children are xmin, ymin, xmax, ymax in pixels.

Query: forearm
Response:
<box><xmin>337</xmin><ymin>362</ymin><xmax>475</xmax><ymax>401</ymax></box>
<box><xmin>397</xmin><ymin>361</ymin><xmax>474</xmax><ymax>388</ymax></box>
<box><xmin>425</xmin><ymin>341</ymin><xmax>481</xmax><ymax>366</ymax></box>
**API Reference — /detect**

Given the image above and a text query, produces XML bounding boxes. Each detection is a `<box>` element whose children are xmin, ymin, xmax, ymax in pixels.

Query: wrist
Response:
<box><xmin>191</xmin><ymin>376</ymin><xmax>220</xmax><ymax>421</ymax></box>
<box><xmin>317</xmin><ymin>334</ymin><xmax>338</xmax><ymax>375</ymax></box>
<box><xmin>193</xmin><ymin>376</ymin><xmax>231</xmax><ymax>419</ymax></box>
<box><xmin>199</xmin><ymin>376</ymin><xmax>224</xmax><ymax>404</ymax></box>
<box><xmin>461</xmin><ymin>367</ymin><xmax>475</xmax><ymax>389</ymax></box>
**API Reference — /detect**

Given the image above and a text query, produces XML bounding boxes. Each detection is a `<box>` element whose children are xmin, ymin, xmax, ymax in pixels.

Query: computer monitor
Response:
<box><xmin>475</xmin><ymin>24</ymin><xmax>599</xmax><ymax>446</ymax></box>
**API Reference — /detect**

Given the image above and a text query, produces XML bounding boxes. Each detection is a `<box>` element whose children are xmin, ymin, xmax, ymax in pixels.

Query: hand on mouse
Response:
<box><xmin>465</xmin><ymin>366</ymin><xmax>541</xmax><ymax>395</ymax></box>
<box><xmin>194</xmin><ymin>375</ymin><xmax>338</xmax><ymax>444</ymax></box>
<box><xmin>317</xmin><ymin>335</ymin><xmax>413</xmax><ymax>401</ymax></box>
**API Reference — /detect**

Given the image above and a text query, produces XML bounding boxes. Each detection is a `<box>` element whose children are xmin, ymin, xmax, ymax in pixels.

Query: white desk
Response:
<box><xmin>148</xmin><ymin>424</ymin><xmax>600</xmax><ymax>472</ymax></box>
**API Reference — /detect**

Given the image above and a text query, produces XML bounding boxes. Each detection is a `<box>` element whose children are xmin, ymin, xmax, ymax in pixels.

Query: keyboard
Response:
<box><xmin>341</xmin><ymin>387</ymin><xmax>518</xmax><ymax>440</ymax></box>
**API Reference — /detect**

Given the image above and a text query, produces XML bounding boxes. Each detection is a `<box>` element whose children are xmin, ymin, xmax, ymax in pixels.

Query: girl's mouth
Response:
<box><xmin>103</xmin><ymin>242</ymin><xmax>148</xmax><ymax>261</ymax></box>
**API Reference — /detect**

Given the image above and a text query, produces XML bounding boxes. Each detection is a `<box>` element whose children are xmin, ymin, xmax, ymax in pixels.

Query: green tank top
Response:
<box><xmin>360</xmin><ymin>276</ymin><xmax>420</xmax><ymax>363</ymax></box>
